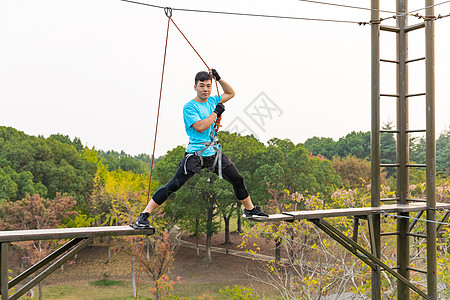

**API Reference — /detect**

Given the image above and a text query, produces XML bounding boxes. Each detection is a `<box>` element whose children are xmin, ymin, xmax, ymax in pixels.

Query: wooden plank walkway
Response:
<box><xmin>250</xmin><ymin>202</ymin><xmax>450</xmax><ymax>222</ymax></box>
<box><xmin>0</xmin><ymin>226</ymin><xmax>155</xmax><ymax>243</ymax></box>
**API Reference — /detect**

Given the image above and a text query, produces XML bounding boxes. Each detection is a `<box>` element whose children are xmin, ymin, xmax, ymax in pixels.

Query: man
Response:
<box><xmin>133</xmin><ymin>69</ymin><xmax>268</xmax><ymax>228</ymax></box>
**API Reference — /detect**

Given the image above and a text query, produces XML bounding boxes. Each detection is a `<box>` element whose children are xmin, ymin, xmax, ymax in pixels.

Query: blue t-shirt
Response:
<box><xmin>183</xmin><ymin>95</ymin><xmax>220</xmax><ymax>157</ymax></box>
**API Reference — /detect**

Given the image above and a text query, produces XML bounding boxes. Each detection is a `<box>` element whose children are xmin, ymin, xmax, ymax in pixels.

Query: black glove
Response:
<box><xmin>214</xmin><ymin>103</ymin><xmax>225</xmax><ymax>115</ymax></box>
<box><xmin>211</xmin><ymin>69</ymin><xmax>221</xmax><ymax>81</ymax></box>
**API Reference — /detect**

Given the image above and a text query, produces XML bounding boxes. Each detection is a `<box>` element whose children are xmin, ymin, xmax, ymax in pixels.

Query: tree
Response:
<box><xmin>436</xmin><ymin>128</ymin><xmax>450</xmax><ymax>175</ymax></box>
<box><xmin>119</xmin><ymin>231</ymin><xmax>180</xmax><ymax>300</ymax></box>
<box><xmin>334</xmin><ymin>131</ymin><xmax>371</xmax><ymax>159</ymax></box>
<box><xmin>0</xmin><ymin>126</ymin><xmax>97</xmax><ymax>208</ymax></box>
<box><xmin>240</xmin><ymin>192</ymin><xmax>372</xmax><ymax>299</ymax></box>
<box><xmin>332</xmin><ymin>155</ymin><xmax>387</xmax><ymax>188</ymax></box>
<box><xmin>304</xmin><ymin>137</ymin><xmax>337</xmax><ymax>160</ymax></box>
<box><xmin>380</xmin><ymin>122</ymin><xmax>397</xmax><ymax>177</ymax></box>
<box><xmin>0</xmin><ymin>194</ymin><xmax>77</xmax><ymax>300</ymax></box>
<box><xmin>217</xmin><ymin>132</ymin><xmax>266</xmax><ymax>239</ymax></box>
<box><xmin>255</xmin><ymin>139</ymin><xmax>342</xmax><ymax>205</ymax></box>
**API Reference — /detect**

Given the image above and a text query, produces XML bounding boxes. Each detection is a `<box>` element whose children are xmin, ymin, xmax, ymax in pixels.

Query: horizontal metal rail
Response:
<box><xmin>408</xmin><ymin>267</ymin><xmax>427</xmax><ymax>274</ymax></box>
<box><xmin>380</xmin><ymin>232</ymin><xmax>399</xmax><ymax>236</ymax></box>
<box><xmin>406</xmin><ymin>93</ymin><xmax>426</xmax><ymax>98</ymax></box>
<box><xmin>381</xmin><ymin>198</ymin><xmax>400</xmax><ymax>202</ymax></box>
<box><xmin>406</xmin><ymin>57</ymin><xmax>425</xmax><ymax>64</ymax></box>
<box><xmin>380</xmin><ymin>129</ymin><xmax>426</xmax><ymax>133</ymax></box>
<box><xmin>405</xmin><ymin>22</ymin><xmax>425</xmax><ymax>32</ymax></box>
<box><xmin>380</xmin><ymin>25</ymin><xmax>400</xmax><ymax>32</ymax></box>
<box><xmin>380</xmin><ymin>59</ymin><xmax>398</xmax><ymax>64</ymax></box>
<box><xmin>407</xmin><ymin>199</ymin><xmax>427</xmax><ymax>203</ymax></box>
<box><xmin>407</xmin><ymin>233</ymin><xmax>427</xmax><ymax>238</ymax></box>
<box><xmin>380</xmin><ymin>163</ymin><xmax>400</xmax><ymax>167</ymax></box>
<box><xmin>380</xmin><ymin>93</ymin><xmax>399</xmax><ymax>98</ymax></box>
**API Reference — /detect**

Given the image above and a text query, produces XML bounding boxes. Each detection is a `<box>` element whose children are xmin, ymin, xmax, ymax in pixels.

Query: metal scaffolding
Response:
<box><xmin>371</xmin><ymin>0</ymin><xmax>437</xmax><ymax>298</ymax></box>
<box><xmin>255</xmin><ymin>0</ymin><xmax>439</xmax><ymax>298</ymax></box>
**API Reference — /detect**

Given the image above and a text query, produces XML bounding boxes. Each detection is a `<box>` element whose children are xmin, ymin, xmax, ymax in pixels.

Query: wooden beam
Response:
<box><xmin>250</xmin><ymin>203</ymin><xmax>450</xmax><ymax>222</ymax></box>
<box><xmin>0</xmin><ymin>226</ymin><xmax>155</xmax><ymax>243</ymax></box>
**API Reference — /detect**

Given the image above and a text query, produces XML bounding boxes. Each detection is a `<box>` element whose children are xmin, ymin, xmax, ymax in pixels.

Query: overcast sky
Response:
<box><xmin>1</xmin><ymin>0</ymin><xmax>449</xmax><ymax>157</ymax></box>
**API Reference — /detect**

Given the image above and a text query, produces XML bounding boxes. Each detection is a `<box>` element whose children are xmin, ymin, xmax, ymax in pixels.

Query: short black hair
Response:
<box><xmin>195</xmin><ymin>71</ymin><xmax>212</xmax><ymax>85</ymax></box>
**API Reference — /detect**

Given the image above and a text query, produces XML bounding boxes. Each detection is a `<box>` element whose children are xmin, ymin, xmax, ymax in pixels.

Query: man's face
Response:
<box><xmin>194</xmin><ymin>80</ymin><xmax>212</xmax><ymax>100</ymax></box>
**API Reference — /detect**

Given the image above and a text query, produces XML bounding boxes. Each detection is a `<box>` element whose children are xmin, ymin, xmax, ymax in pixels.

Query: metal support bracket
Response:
<box><xmin>0</xmin><ymin>238</ymin><xmax>92</xmax><ymax>300</ymax></box>
<box><xmin>310</xmin><ymin>218</ymin><xmax>427</xmax><ymax>299</ymax></box>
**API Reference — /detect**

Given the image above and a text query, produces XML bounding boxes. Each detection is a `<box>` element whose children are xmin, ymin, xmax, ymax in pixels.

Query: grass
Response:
<box><xmin>43</xmin><ymin>282</ymin><xmax>153</xmax><ymax>300</ymax></box>
<box><xmin>42</xmin><ymin>281</ymin><xmax>277</xmax><ymax>299</ymax></box>
<box><xmin>90</xmin><ymin>279</ymin><xmax>124</xmax><ymax>287</ymax></box>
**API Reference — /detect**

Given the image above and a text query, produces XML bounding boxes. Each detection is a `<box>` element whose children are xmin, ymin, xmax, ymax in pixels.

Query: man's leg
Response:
<box><xmin>143</xmin><ymin>199</ymin><xmax>160</xmax><ymax>214</ymax></box>
<box><xmin>239</xmin><ymin>196</ymin><xmax>254</xmax><ymax>211</ymax></box>
<box><xmin>219</xmin><ymin>160</ymin><xmax>268</xmax><ymax>218</ymax></box>
<box><xmin>133</xmin><ymin>162</ymin><xmax>196</xmax><ymax>228</ymax></box>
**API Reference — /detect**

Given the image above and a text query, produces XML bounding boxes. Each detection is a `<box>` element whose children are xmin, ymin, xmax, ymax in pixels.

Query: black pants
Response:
<box><xmin>152</xmin><ymin>152</ymin><xmax>249</xmax><ymax>205</ymax></box>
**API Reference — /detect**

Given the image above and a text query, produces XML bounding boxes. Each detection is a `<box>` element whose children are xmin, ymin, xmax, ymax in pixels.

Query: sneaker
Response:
<box><xmin>243</xmin><ymin>206</ymin><xmax>269</xmax><ymax>218</ymax></box>
<box><xmin>131</xmin><ymin>212</ymin><xmax>151</xmax><ymax>229</ymax></box>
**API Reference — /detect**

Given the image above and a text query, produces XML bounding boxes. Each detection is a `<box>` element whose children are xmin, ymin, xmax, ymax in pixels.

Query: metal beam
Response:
<box><xmin>9</xmin><ymin>238</ymin><xmax>83</xmax><ymax>289</ymax></box>
<box><xmin>437</xmin><ymin>212</ymin><xmax>450</xmax><ymax>233</ymax></box>
<box><xmin>409</xmin><ymin>211</ymin><xmax>425</xmax><ymax>232</ymax></box>
<box><xmin>310</xmin><ymin>220</ymin><xmax>376</xmax><ymax>269</ymax></box>
<box><xmin>313</xmin><ymin>219</ymin><xmax>427</xmax><ymax>299</ymax></box>
<box><xmin>425</xmin><ymin>0</ymin><xmax>437</xmax><ymax>297</ymax></box>
<box><xmin>396</xmin><ymin>0</ymin><xmax>410</xmax><ymax>298</ymax></box>
<box><xmin>0</xmin><ymin>226</ymin><xmax>155</xmax><ymax>243</ymax></box>
<box><xmin>9</xmin><ymin>238</ymin><xmax>92</xmax><ymax>300</ymax></box>
<box><xmin>1</xmin><ymin>243</ymin><xmax>8</xmax><ymax>300</ymax></box>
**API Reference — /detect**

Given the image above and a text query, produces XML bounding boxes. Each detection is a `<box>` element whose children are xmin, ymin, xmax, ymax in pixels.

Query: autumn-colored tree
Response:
<box><xmin>0</xmin><ymin>194</ymin><xmax>77</xmax><ymax>299</ymax></box>
<box><xmin>120</xmin><ymin>231</ymin><xmax>180</xmax><ymax>300</ymax></box>
<box><xmin>332</xmin><ymin>155</ymin><xmax>387</xmax><ymax>189</ymax></box>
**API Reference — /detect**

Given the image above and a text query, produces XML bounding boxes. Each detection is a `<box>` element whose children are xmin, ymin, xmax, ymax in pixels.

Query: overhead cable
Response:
<box><xmin>296</xmin><ymin>0</ymin><xmax>396</xmax><ymax>14</ymax></box>
<box><xmin>120</xmin><ymin>0</ymin><xmax>365</xmax><ymax>25</ymax></box>
<box><xmin>407</xmin><ymin>0</ymin><xmax>450</xmax><ymax>14</ymax></box>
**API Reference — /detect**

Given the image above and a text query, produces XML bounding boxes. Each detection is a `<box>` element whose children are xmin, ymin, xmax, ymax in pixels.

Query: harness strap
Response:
<box><xmin>184</xmin><ymin>141</ymin><xmax>223</xmax><ymax>179</ymax></box>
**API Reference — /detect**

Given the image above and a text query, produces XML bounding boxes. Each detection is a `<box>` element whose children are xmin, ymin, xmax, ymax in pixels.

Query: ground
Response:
<box><xmin>37</xmin><ymin>232</ymin><xmax>278</xmax><ymax>299</ymax></box>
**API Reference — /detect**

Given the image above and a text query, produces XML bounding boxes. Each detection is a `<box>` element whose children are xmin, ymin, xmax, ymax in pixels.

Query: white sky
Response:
<box><xmin>1</xmin><ymin>0</ymin><xmax>449</xmax><ymax>157</ymax></box>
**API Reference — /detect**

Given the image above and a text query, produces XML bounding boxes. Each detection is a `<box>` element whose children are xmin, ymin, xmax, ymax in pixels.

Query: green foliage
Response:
<box><xmin>305</xmin><ymin>131</ymin><xmax>370</xmax><ymax>160</ymax></box>
<box><xmin>98</xmin><ymin>149</ymin><xmax>150</xmax><ymax>174</ymax></box>
<box><xmin>255</xmin><ymin>139</ymin><xmax>341</xmax><ymax>206</ymax></box>
<box><xmin>219</xmin><ymin>285</ymin><xmax>260</xmax><ymax>299</ymax></box>
<box><xmin>0</xmin><ymin>126</ymin><xmax>96</xmax><ymax>208</ymax></box>
<box><xmin>64</xmin><ymin>213</ymin><xmax>96</xmax><ymax>228</ymax></box>
<box><xmin>436</xmin><ymin>127</ymin><xmax>450</xmax><ymax>176</ymax></box>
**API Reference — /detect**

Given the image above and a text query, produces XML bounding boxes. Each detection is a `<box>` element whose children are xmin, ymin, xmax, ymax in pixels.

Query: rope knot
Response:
<box><xmin>164</xmin><ymin>7</ymin><xmax>173</xmax><ymax>17</ymax></box>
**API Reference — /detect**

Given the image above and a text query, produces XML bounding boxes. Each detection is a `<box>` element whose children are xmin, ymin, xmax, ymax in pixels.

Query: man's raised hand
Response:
<box><xmin>211</xmin><ymin>69</ymin><xmax>221</xmax><ymax>81</ymax></box>
<box><xmin>214</xmin><ymin>103</ymin><xmax>225</xmax><ymax>116</ymax></box>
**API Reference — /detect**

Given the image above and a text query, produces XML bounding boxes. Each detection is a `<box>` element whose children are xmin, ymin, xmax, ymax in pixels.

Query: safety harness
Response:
<box><xmin>184</xmin><ymin>116</ymin><xmax>223</xmax><ymax>179</ymax></box>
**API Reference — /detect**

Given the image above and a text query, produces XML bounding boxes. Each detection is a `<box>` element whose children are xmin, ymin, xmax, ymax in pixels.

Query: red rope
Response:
<box><xmin>136</xmin><ymin>10</ymin><xmax>223</xmax><ymax>299</ymax></box>
<box><xmin>169</xmin><ymin>17</ymin><xmax>223</xmax><ymax>131</ymax></box>
<box><xmin>135</xmin><ymin>14</ymin><xmax>171</xmax><ymax>300</ymax></box>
